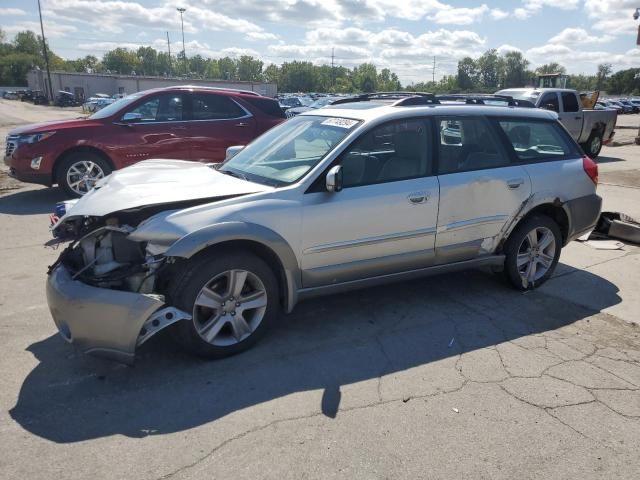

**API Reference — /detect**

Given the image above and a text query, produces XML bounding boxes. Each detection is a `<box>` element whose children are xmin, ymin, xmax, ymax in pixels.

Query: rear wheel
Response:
<box><xmin>581</xmin><ymin>131</ymin><xmax>603</xmax><ymax>158</ymax></box>
<box><xmin>503</xmin><ymin>215</ymin><xmax>562</xmax><ymax>290</ymax></box>
<box><xmin>169</xmin><ymin>251</ymin><xmax>279</xmax><ymax>358</ymax></box>
<box><xmin>57</xmin><ymin>152</ymin><xmax>112</xmax><ymax>198</ymax></box>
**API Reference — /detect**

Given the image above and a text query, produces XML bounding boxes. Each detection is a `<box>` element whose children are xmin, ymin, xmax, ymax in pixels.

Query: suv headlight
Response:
<box><xmin>18</xmin><ymin>131</ymin><xmax>56</xmax><ymax>144</ymax></box>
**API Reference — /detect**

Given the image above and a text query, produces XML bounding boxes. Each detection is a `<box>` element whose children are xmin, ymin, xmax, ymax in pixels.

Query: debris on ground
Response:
<box><xmin>578</xmin><ymin>212</ymin><xmax>640</xmax><ymax>246</ymax></box>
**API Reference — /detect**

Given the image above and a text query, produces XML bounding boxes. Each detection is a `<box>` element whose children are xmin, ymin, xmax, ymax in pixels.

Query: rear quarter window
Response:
<box><xmin>497</xmin><ymin>119</ymin><xmax>580</xmax><ymax>161</ymax></box>
<box><xmin>242</xmin><ymin>96</ymin><xmax>286</xmax><ymax>118</ymax></box>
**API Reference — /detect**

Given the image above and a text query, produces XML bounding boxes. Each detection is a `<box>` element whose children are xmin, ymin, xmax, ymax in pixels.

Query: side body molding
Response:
<box><xmin>165</xmin><ymin>221</ymin><xmax>301</xmax><ymax>312</ymax></box>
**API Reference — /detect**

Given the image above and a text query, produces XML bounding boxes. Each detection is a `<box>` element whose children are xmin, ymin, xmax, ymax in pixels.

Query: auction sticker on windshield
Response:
<box><xmin>321</xmin><ymin>118</ymin><xmax>359</xmax><ymax>128</ymax></box>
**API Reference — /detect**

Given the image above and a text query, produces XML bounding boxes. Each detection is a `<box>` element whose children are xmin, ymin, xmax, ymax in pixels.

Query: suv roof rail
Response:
<box><xmin>436</xmin><ymin>94</ymin><xmax>535</xmax><ymax>108</ymax></box>
<box><xmin>332</xmin><ymin>91</ymin><xmax>440</xmax><ymax>106</ymax></box>
<box><xmin>174</xmin><ymin>85</ymin><xmax>261</xmax><ymax>96</ymax></box>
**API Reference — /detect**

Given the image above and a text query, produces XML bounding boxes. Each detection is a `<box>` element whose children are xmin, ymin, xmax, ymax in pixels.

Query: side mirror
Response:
<box><xmin>225</xmin><ymin>145</ymin><xmax>245</xmax><ymax>161</ymax></box>
<box><xmin>121</xmin><ymin>112</ymin><xmax>142</xmax><ymax>123</ymax></box>
<box><xmin>325</xmin><ymin>165</ymin><xmax>343</xmax><ymax>193</ymax></box>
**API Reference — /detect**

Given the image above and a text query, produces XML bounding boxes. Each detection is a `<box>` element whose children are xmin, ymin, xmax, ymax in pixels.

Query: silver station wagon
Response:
<box><xmin>47</xmin><ymin>92</ymin><xmax>602</xmax><ymax>363</ymax></box>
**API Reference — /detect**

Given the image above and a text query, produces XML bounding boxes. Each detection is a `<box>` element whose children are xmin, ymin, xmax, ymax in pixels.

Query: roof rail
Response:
<box><xmin>331</xmin><ymin>91</ymin><xmax>440</xmax><ymax>106</ymax></box>
<box><xmin>436</xmin><ymin>94</ymin><xmax>535</xmax><ymax>108</ymax></box>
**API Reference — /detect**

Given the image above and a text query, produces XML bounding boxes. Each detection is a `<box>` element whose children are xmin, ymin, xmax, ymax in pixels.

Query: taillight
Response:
<box><xmin>582</xmin><ymin>155</ymin><xmax>598</xmax><ymax>185</ymax></box>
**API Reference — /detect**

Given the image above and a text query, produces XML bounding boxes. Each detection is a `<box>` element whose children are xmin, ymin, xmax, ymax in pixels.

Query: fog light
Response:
<box><xmin>30</xmin><ymin>156</ymin><xmax>43</xmax><ymax>170</ymax></box>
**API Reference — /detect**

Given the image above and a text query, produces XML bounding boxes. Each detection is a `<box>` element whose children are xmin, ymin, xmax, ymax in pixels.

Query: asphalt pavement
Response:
<box><xmin>1</xmin><ymin>101</ymin><xmax>639</xmax><ymax>479</ymax></box>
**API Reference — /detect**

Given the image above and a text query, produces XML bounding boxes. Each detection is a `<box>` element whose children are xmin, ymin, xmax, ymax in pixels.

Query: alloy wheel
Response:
<box><xmin>517</xmin><ymin>226</ymin><xmax>556</xmax><ymax>287</ymax></box>
<box><xmin>590</xmin><ymin>135</ymin><xmax>601</xmax><ymax>155</ymax></box>
<box><xmin>193</xmin><ymin>269</ymin><xmax>268</xmax><ymax>346</ymax></box>
<box><xmin>66</xmin><ymin>160</ymin><xmax>105</xmax><ymax>195</ymax></box>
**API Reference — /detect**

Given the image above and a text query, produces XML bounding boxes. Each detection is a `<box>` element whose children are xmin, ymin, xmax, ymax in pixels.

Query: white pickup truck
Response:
<box><xmin>497</xmin><ymin>88</ymin><xmax>617</xmax><ymax>158</ymax></box>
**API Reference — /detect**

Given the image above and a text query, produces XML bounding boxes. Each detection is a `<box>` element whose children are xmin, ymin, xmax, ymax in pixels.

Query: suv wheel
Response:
<box><xmin>503</xmin><ymin>215</ymin><xmax>561</xmax><ymax>290</ymax></box>
<box><xmin>582</xmin><ymin>131</ymin><xmax>603</xmax><ymax>158</ymax></box>
<box><xmin>57</xmin><ymin>152</ymin><xmax>112</xmax><ymax>198</ymax></box>
<box><xmin>170</xmin><ymin>251</ymin><xmax>279</xmax><ymax>358</ymax></box>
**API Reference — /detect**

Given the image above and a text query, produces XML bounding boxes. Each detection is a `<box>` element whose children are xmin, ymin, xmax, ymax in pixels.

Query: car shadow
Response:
<box><xmin>0</xmin><ymin>186</ymin><xmax>65</xmax><ymax>215</ymax></box>
<box><xmin>596</xmin><ymin>155</ymin><xmax>625</xmax><ymax>164</ymax></box>
<box><xmin>10</xmin><ymin>267</ymin><xmax>622</xmax><ymax>443</ymax></box>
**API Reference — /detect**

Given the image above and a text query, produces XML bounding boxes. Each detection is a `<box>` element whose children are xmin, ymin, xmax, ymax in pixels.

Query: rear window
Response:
<box><xmin>243</xmin><ymin>96</ymin><xmax>286</xmax><ymax>118</ymax></box>
<box><xmin>498</xmin><ymin>120</ymin><xmax>580</xmax><ymax>161</ymax></box>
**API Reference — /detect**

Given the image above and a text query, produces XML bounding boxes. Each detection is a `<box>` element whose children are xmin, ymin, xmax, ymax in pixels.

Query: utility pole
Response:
<box><xmin>166</xmin><ymin>31</ymin><xmax>172</xmax><ymax>76</ymax></box>
<box><xmin>177</xmin><ymin>7</ymin><xmax>187</xmax><ymax>75</ymax></box>
<box><xmin>432</xmin><ymin>56</ymin><xmax>436</xmax><ymax>85</ymax></box>
<box><xmin>37</xmin><ymin>0</ymin><xmax>53</xmax><ymax>104</ymax></box>
<box><xmin>331</xmin><ymin>48</ymin><xmax>335</xmax><ymax>89</ymax></box>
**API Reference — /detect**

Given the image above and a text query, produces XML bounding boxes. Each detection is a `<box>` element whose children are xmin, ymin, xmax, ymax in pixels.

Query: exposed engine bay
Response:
<box><xmin>49</xmin><ymin>223</ymin><xmax>168</xmax><ymax>295</ymax></box>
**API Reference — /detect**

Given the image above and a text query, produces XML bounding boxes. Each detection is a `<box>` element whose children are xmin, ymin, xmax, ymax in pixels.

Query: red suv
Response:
<box><xmin>5</xmin><ymin>86</ymin><xmax>285</xmax><ymax>197</ymax></box>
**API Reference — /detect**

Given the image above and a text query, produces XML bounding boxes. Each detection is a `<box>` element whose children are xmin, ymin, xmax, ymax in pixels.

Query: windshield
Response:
<box><xmin>220</xmin><ymin>115</ymin><xmax>361</xmax><ymax>186</ymax></box>
<box><xmin>89</xmin><ymin>92</ymin><xmax>145</xmax><ymax>119</ymax></box>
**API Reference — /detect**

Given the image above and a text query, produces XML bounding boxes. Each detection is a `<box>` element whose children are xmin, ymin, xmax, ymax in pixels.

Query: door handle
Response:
<box><xmin>575</xmin><ymin>116</ymin><xmax>581</xmax><ymax>120</ymax></box>
<box><xmin>408</xmin><ymin>192</ymin><xmax>427</xmax><ymax>204</ymax></box>
<box><xmin>235</xmin><ymin>122</ymin><xmax>249</xmax><ymax>127</ymax></box>
<box><xmin>507</xmin><ymin>178</ymin><xmax>524</xmax><ymax>189</ymax></box>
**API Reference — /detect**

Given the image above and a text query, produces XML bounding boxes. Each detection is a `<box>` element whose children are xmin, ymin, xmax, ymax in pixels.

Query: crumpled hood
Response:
<box><xmin>58</xmin><ymin>159</ymin><xmax>271</xmax><ymax>218</ymax></box>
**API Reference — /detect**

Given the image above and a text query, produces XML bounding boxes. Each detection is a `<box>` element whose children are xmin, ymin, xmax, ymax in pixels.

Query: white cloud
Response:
<box><xmin>490</xmin><ymin>9</ymin><xmax>509</xmax><ymax>20</ymax></box>
<box><xmin>4</xmin><ymin>21</ymin><xmax>77</xmax><ymax>39</ymax></box>
<box><xmin>0</xmin><ymin>8</ymin><xmax>26</xmax><ymax>16</ymax></box>
<box><xmin>428</xmin><ymin>5</ymin><xmax>490</xmax><ymax>26</ymax></box>
<box><xmin>496</xmin><ymin>44</ymin><xmax>522</xmax><ymax>55</ymax></box>
<box><xmin>548</xmin><ymin>28</ymin><xmax>613</xmax><ymax>46</ymax></box>
<box><xmin>512</xmin><ymin>0</ymin><xmax>579</xmax><ymax>20</ymax></box>
<box><xmin>585</xmin><ymin>0</ymin><xmax>638</xmax><ymax>35</ymax></box>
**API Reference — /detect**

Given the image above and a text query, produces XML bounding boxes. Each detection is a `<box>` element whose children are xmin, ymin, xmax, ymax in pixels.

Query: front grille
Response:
<box><xmin>5</xmin><ymin>136</ymin><xmax>19</xmax><ymax>157</ymax></box>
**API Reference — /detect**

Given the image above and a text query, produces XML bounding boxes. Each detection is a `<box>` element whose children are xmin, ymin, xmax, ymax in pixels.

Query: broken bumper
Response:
<box><xmin>46</xmin><ymin>265</ymin><xmax>165</xmax><ymax>363</ymax></box>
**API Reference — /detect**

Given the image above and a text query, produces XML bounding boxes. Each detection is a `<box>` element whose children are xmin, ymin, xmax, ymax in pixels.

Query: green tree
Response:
<box><xmin>218</xmin><ymin>56</ymin><xmax>237</xmax><ymax>80</ymax></box>
<box><xmin>102</xmin><ymin>48</ymin><xmax>139</xmax><ymax>74</ymax></box>
<box><xmin>535</xmin><ymin>63</ymin><xmax>566</xmax><ymax>75</ymax></box>
<box><xmin>456</xmin><ymin>57</ymin><xmax>478</xmax><ymax>91</ymax></box>
<box><xmin>137</xmin><ymin>46</ymin><xmax>158</xmax><ymax>75</ymax></box>
<box><xmin>13</xmin><ymin>31</ymin><xmax>41</xmax><ymax>56</ymax></box>
<box><xmin>477</xmin><ymin>49</ymin><xmax>502</xmax><ymax>91</ymax></box>
<box><xmin>596</xmin><ymin>63</ymin><xmax>612</xmax><ymax>90</ymax></box>
<box><xmin>353</xmin><ymin>63</ymin><xmax>377</xmax><ymax>92</ymax></box>
<box><xmin>502</xmin><ymin>51</ymin><xmax>529</xmax><ymax>88</ymax></box>
<box><xmin>237</xmin><ymin>55</ymin><xmax>263</xmax><ymax>82</ymax></box>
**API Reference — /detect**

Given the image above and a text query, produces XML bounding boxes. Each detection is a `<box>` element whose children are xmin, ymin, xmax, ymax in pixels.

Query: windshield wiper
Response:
<box><xmin>220</xmin><ymin>169</ymin><xmax>248</xmax><ymax>181</ymax></box>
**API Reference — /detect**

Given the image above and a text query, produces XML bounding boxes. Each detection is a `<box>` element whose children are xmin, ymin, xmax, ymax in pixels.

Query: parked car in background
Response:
<box><xmin>47</xmin><ymin>92</ymin><xmax>602</xmax><ymax>363</ymax></box>
<box><xmin>2</xmin><ymin>91</ymin><xmax>19</xmax><ymax>100</ymax></box>
<box><xmin>278</xmin><ymin>96</ymin><xmax>313</xmax><ymax>113</ymax></box>
<box><xmin>606</xmin><ymin>100</ymin><xmax>633</xmax><ymax>114</ymax></box>
<box><xmin>617</xmin><ymin>99</ymin><xmax>639</xmax><ymax>113</ymax></box>
<box><xmin>285</xmin><ymin>96</ymin><xmax>341</xmax><ymax>117</ymax></box>
<box><xmin>497</xmin><ymin>88</ymin><xmax>617</xmax><ymax>157</ymax></box>
<box><xmin>598</xmin><ymin>100</ymin><xmax>623</xmax><ymax>113</ymax></box>
<box><xmin>82</xmin><ymin>94</ymin><xmax>116</xmax><ymax>113</ymax></box>
<box><xmin>5</xmin><ymin>86</ymin><xmax>285</xmax><ymax>197</ymax></box>
<box><xmin>55</xmin><ymin>91</ymin><xmax>79</xmax><ymax>107</ymax></box>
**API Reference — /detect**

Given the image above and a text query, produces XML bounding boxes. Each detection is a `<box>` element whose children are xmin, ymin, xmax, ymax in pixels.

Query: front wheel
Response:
<box><xmin>169</xmin><ymin>251</ymin><xmax>280</xmax><ymax>358</ymax></box>
<box><xmin>57</xmin><ymin>152</ymin><xmax>112</xmax><ymax>198</ymax></box>
<box><xmin>503</xmin><ymin>215</ymin><xmax>562</xmax><ymax>290</ymax></box>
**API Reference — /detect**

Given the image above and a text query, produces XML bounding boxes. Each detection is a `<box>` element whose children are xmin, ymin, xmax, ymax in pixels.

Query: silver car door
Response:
<box><xmin>435</xmin><ymin>116</ymin><xmax>531</xmax><ymax>263</ymax></box>
<box><xmin>300</xmin><ymin>118</ymin><xmax>439</xmax><ymax>288</ymax></box>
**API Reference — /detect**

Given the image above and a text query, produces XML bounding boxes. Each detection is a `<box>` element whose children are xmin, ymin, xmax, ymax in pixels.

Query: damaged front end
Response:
<box><xmin>46</xmin><ymin>222</ymin><xmax>190</xmax><ymax>363</ymax></box>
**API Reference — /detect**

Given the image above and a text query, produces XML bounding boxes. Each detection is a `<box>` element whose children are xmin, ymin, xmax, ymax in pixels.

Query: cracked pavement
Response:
<box><xmin>2</xmin><ymin>105</ymin><xmax>640</xmax><ymax>479</ymax></box>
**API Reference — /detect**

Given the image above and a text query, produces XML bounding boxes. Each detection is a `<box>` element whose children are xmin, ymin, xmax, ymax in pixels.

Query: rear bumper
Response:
<box><xmin>46</xmin><ymin>265</ymin><xmax>165</xmax><ymax>363</ymax></box>
<box><xmin>566</xmin><ymin>193</ymin><xmax>602</xmax><ymax>242</ymax></box>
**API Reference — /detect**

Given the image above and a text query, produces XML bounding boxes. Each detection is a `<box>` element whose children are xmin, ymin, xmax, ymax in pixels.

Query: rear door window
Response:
<box><xmin>436</xmin><ymin>116</ymin><xmax>510</xmax><ymax>174</ymax></box>
<box><xmin>561</xmin><ymin>92</ymin><xmax>579</xmax><ymax>112</ymax></box>
<box><xmin>190</xmin><ymin>94</ymin><xmax>246</xmax><ymax>120</ymax></box>
<box><xmin>497</xmin><ymin>120</ymin><xmax>580</xmax><ymax>161</ymax></box>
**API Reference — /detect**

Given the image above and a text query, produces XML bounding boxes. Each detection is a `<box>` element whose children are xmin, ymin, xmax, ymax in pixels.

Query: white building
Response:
<box><xmin>27</xmin><ymin>70</ymin><xmax>277</xmax><ymax>101</ymax></box>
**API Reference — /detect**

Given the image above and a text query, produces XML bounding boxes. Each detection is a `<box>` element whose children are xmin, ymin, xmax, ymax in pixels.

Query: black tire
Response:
<box><xmin>581</xmin><ymin>131</ymin><xmax>603</xmax><ymax>158</ymax></box>
<box><xmin>503</xmin><ymin>215</ymin><xmax>562</xmax><ymax>291</ymax></box>
<box><xmin>168</xmin><ymin>250</ymin><xmax>280</xmax><ymax>359</ymax></box>
<box><xmin>56</xmin><ymin>152</ymin><xmax>112</xmax><ymax>198</ymax></box>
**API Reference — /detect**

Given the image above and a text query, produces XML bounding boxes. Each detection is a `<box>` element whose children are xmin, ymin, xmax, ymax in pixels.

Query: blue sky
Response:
<box><xmin>1</xmin><ymin>0</ymin><xmax>638</xmax><ymax>84</ymax></box>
